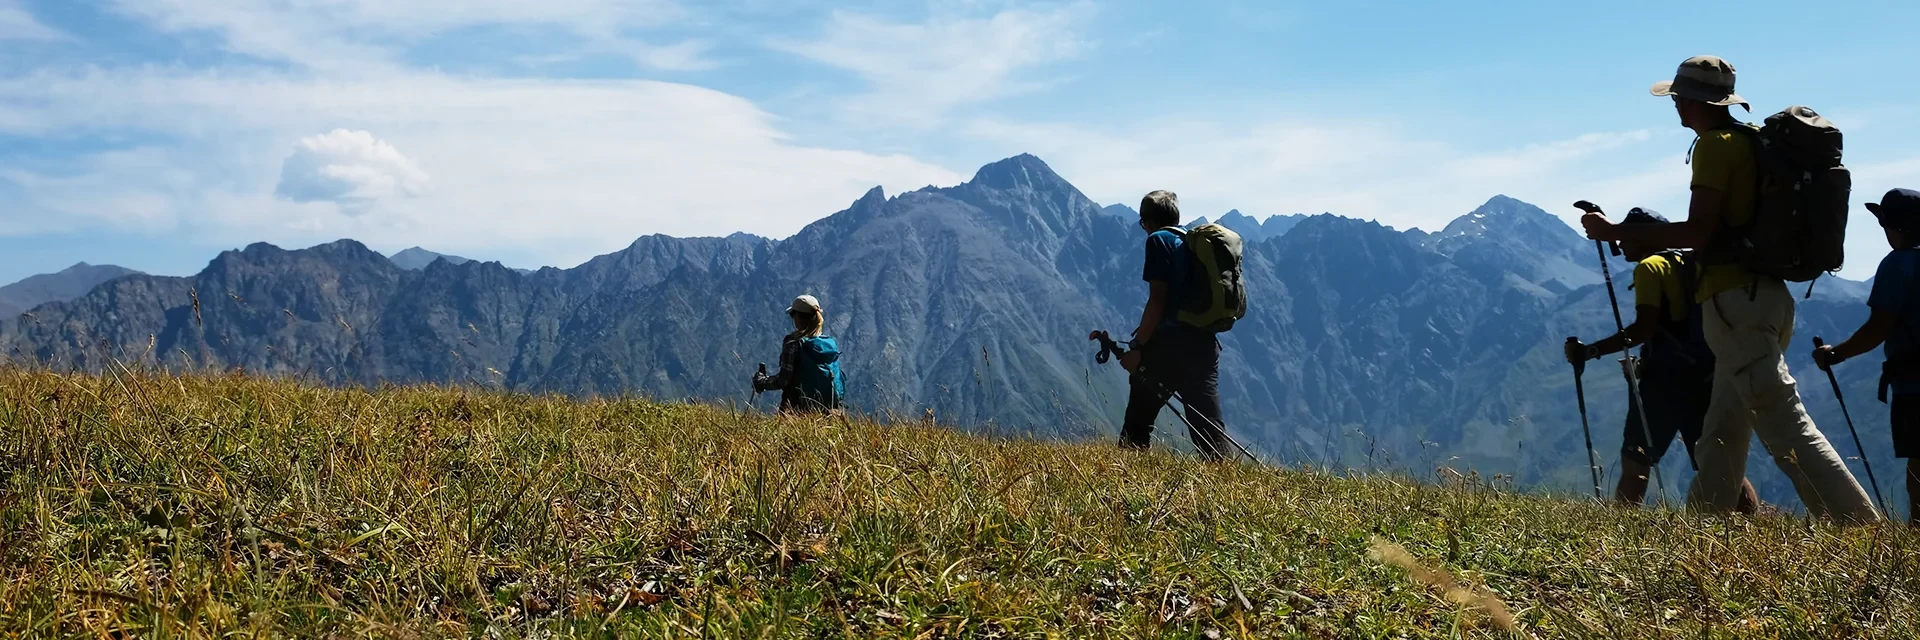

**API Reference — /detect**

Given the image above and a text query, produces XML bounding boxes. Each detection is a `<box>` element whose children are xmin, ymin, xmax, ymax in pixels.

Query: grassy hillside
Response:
<box><xmin>1</xmin><ymin>370</ymin><xmax>1915</xmax><ymax>638</ymax></box>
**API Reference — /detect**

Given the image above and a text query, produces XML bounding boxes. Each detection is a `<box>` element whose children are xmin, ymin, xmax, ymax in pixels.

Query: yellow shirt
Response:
<box><xmin>1689</xmin><ymin>126</ymin><xmax>1759</xmax><ymax>302</ymax></box>
<box><xmin>1633</xmin><ymin>253</ymin><xmax>1692</xmax><ymax>324</ymax></box>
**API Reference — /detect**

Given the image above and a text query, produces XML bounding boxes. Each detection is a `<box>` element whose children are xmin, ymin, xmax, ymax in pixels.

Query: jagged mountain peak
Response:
<box><xmin>967</xmin><ymin>154</ymin><xmax>1069</xmax><ymax>192</ymax></box>
<box><xmin>1467</xmin><ymin>195</ymin><xmax>1552</xmax><ymax>222</ymax></box>
<box><xmin>217</xmin><ymin>240</ymin><xmax>390</xmax><ymax>272</ymax></box>
<box><xmin>1438</xmin><ymin>195</ymin><xmax>1572</xmax><ymax>241</ymax></box>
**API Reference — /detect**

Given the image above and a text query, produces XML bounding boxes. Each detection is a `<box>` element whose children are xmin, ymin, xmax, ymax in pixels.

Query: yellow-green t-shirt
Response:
<box><xmin>1633</xmin><ymin>253</ymin><xmax>1690</xmax><ymax>324</ymax></box>
<box><xmin>1689</xmin><ymin>126</ymin><xmax>1759</xmax><ymax>302</ymax></box>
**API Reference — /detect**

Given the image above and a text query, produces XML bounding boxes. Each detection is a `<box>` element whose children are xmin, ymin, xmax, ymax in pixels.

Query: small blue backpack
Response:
<box><xmin>794</xmin><ymin>336</ymin><xmax>846</xmax><ymax>411</ymax></box>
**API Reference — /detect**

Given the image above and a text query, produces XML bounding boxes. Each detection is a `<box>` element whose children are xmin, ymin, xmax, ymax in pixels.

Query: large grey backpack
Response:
<box><xmin>1704</xmin><ymin>106</ymin><xmax>1849</xmax><ymax>288</ymax></box>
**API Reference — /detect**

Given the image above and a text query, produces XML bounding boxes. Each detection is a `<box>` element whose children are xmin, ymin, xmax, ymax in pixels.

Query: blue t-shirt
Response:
<box><xmin>1867</xmin><ymin>249</ymin><xmax>1920</xmax><ymax>395</ymax></box>
<box><xmin>1143</xmin><ymin>228</ymin><xmax>1191</xmax><ymax>329</ymax></box>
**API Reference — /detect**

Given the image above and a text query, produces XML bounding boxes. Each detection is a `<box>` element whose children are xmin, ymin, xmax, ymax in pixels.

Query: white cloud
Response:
<box><xmin>0</xmin><ymin>67</ymin><xmax>965</xmax><ymax>268</ymax></box>
<box><xmin>770</xmin><ymin>3</ymin><xmax>1092</xmax><ymax>127</ymax></box>
<box><xmin>108</xmin><ymin>0</ymin><xmax>706</xmax><ymax>71</ymax></box>
<box><xmin>0</xmin><ymin>0</ymin><xmax>64</xmax><ymax>41</ymax></box>
<box><xmin>275</xmin><ymin>129</ymin><xmax>430</xmax><ymax>213</ymax></box>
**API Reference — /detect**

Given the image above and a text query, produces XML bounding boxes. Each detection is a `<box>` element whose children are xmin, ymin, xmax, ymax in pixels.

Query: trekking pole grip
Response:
<box><xmin>1565</xmin><ymin>336</ymin><xmax>1586</xmax><ymax>376</ymax></box>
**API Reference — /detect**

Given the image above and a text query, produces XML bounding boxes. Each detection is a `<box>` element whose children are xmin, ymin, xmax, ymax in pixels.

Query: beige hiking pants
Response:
<box><xmin>1687</xmin><ymin>278</ymin><xmax>1880</xmax><ymax>523</ymax></box>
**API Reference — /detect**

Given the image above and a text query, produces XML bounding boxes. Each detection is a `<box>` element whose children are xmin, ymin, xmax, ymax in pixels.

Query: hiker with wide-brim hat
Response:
<box><xmin>1566</xmin><ymin>207</ymin><xmax>1758</xmax><ymax>511</ymax></box>
<box><xmin>1814</xmin><ymin>188</ymin><xmax>1920</xmax><ymax>523</ymax></box>
<box><xmin>1581</xmin><ymin>55</ymin><xmax>1878</xmax><ymax>523</ymax></box>
<box><xmin>753</xmin><ymin>294</ymin><xmax>846</xmax><ymax>414</ymax></box>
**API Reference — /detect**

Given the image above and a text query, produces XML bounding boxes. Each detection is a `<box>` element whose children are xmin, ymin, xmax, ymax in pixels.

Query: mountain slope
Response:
<box><xmin>0</xmin><ymin>263</ymin><xmax>141</xmax><ymax>318</ymax></box>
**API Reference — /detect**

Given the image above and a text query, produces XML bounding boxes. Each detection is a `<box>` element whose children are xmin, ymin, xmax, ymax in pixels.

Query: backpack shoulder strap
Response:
<box><xmin>1730</xmin><ymin>124</ymin><xmax>1767</xmax><ymax>228</ymax></box>
<box><xmin>1671</xmin><ymin>251</ymin><xmax>1698</xmax><ymax>310</ymax></box>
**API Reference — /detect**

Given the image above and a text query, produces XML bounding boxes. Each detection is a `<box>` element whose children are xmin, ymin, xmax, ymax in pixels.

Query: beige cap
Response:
<box><xmin>1650</xmin><ymin>55</ymin><xmax>1750</xmax><ymax>111</ymax></box>
<box><xmin>785</xmin><ymin>294</ymin><xmax>821</xmax><ymax>314</ymax></box>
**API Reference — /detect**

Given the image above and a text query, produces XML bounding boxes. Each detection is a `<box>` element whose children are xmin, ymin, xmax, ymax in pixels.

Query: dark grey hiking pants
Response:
<box><xmin>1120</xmin><ymin>327</ymin><xmax>1227</xmax><ymax>460</ymax></box>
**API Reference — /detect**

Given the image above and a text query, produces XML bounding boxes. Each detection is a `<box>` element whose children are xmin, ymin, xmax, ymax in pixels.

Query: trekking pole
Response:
<box><xmin>1163</xmin><ymin>386</ymin><xmax>1259</xmax><ymax>464</ymax></box>
<box><xmin>1812</xmin><ymin>337</ymin><xmax>1888</xmax><ymax>515</ymax></box>
<box><xmin>1575</xmin><ymin>200</ymin><xmax>1665</xmax><ymax>497</ymax></box>
<box><xmin>1090</xmin><ymin>330</ymin><xmax>1260</xmax><ymax>465</ymax></box>
<box><xmin>746</xmin><ymin>363</ymin><xmax>767</xmax><ymax>411</ymax></box>
<box><xmin>1568</xmin><ymin>336</ymin><xmax>1603</xmax><ymax>500</ymax></box>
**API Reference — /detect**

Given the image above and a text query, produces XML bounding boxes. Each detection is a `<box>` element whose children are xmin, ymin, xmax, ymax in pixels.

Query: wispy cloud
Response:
<box><xmin>107</xmin><ymin>0</ymin><xmax>709</xmax><ymax>72</ymax></box>
<box><xmin>770</xmin><ymin>2</ymin><xmax>1093</xmax><ymax>127</ymax></box>
<box><xmin>0</xmin><ymin>0</ymin><xmax>66</xmax><ymax>42</ymax></box>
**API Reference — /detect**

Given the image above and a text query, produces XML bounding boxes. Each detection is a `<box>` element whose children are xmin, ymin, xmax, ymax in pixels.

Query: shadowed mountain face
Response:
<box><xmin>0</xmin><ymin>263</ymin><xmax>142</xmax><ymax>318</ymax></box>
<box><xmin>0</xmin><ymin>154</ymin><xmax>1891</xmax><ymax>510</ymax></box>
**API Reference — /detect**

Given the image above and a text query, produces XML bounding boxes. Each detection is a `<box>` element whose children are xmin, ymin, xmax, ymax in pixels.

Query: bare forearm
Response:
<box><xmin>1584</xmin><ymin>187</ymin><xmax>1723</xmax><ymax>248</ymax></box>
<box><xmin>1587</xmin><ymin>319</ymin><xmax>1660</xmax><ymax>359</ymax></box>
<box><xmin>1835</xmin><ymin>313</ymin><xmax>1898</xmax><ymax>361</ymax></box>
<box><xmin>1609</xmin><ymin>220</ymin><xmax>1714</xmax><ymax>249</ymax></box>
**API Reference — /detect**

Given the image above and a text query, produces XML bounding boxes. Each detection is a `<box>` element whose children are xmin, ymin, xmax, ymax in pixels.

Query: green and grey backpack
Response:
<box><xmin>1171</xmin><ymin>223</ymin><xmax>1247</xmax><ymax>332</ymax></box>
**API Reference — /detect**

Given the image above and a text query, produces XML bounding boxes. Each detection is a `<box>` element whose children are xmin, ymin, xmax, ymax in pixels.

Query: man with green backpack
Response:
<box><xmin>1580</xmin><ymin>55</ymin><xmax>1878</xmax><ymax>522</ymax></box>
<box><xmin>1118</xmin><ymin>190</ymin><xmax>1246</xmax><ymax>459</ymax></box>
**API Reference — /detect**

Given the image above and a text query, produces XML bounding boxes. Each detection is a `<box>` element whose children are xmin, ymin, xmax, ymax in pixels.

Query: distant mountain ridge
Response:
<box><xmin>0</xmin><ymin>154</ymin><xmax>1890</xmax><ymax>511</ymax></box>
<box><xmin>388</xmin><ymin>247</ymin><xmax>472</xmax><ymax>270</ymax></box>
<box><xmin>388</xmin><ymin>247</ymin><xmax>540</xmax><ymax>274</ymax></box>
<box><xmin>0</xmin><ymin>262</ymin><xmax>142</xmax><ymax>318</ymax></box>
<box><xmin>1180</xmin><ymin>210</ymin><xmax>1312</xmax><ymax>245</ymax></box>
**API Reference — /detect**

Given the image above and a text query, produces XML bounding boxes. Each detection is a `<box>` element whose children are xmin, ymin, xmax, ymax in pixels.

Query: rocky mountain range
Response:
<box><xmin>1</xmin><ymin>154</ymin><xmax>1899</xmax><ymax>512</ymax></box>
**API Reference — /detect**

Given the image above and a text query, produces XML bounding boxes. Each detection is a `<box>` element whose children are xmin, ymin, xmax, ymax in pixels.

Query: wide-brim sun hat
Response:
<box><xmin>1650</xmin><ymin>55</ymin><xmax>1751</xmax><ymax>111</ymax></box>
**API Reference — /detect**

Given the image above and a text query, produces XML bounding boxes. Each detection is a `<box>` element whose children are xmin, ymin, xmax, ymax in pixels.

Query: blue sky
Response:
<box><xmin>2</xmin><ymin>0</ymin><xmax>1917</xmax><ymax>284</ymax></box>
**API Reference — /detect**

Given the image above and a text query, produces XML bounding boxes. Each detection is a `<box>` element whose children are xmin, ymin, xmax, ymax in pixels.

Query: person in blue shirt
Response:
<box><xmin>1813</xmin><ymin>188</ymin><xmax>1920</xmax><ymax>524</ymax></box>
<box><xmin>1117</xmin><ymin>190</ymin><xmax>1229</xmax><ymax>460</ymax></box>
